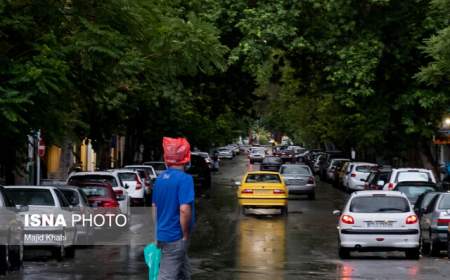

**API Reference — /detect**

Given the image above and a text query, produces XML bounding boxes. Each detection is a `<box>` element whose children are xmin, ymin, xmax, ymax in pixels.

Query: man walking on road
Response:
<box><xmin>152</xmin><ymin>137</ymin><xmax>195</xmax><ymax>280</ymax></box>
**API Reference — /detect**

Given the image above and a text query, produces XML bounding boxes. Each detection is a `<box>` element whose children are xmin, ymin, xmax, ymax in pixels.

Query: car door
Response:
<box><xmin>420</xmin><ymin>195</ymin><xmax>439</xmax><ymax>242</ymax></box>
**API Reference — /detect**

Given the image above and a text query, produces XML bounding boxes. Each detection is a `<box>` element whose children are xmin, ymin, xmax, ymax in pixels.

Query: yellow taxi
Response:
<box><xmin>237</xmin><ymin>171</ymin><xmax>288</xmax><ymax>215</ymax></box>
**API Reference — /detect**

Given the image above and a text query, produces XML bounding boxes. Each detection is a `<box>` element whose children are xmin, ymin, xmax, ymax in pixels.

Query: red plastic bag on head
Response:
<box><xmin>163</xmin><ymin>137</ymin><xmax>191</xmax><ymax>166</ymax></box>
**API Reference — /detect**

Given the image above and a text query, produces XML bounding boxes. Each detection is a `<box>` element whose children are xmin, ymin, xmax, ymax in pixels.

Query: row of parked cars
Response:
<box><xmin>0</xmin><ymin>152</ymin><xmax>219</xmax><ymax>275</ymax></box>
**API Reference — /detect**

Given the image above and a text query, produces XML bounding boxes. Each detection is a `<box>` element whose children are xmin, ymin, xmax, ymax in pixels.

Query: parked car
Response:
<box><xmin>279</xmin><ymin>164</ymin><xmax>316</xmax><ymax>199</ymax></box>
<box><xmin>4</xmin><ymin>186</ymin><xmax>77</xmax><ymax>260</ymax></box>
<box><xmin>334</xmin><ymin>191</ymin><xmax>420</xmax><ymax>259</ymax></box>
<box><xmin>67</xmin><ymin>172</ymin><xmax>130</xmax><ymax>216</ymax></box>
<box><xmin>57</xmin><ymin>186</ymin><xmax>95</xmax><ymax>244</ymax></box>
<box><xmin>191</xmin><ymin>152</ymin><xmax>213</xmax><ymax>170</ymax></box>
<box><xmin>186</xmin><ymin>153</ymin><xmax>212</xmax><ymax>196</ymax></box>
<box><xmin>218</xmin><ymin>147</ymin><xmax>234</xmax><ymax>159</ymax></box>
<box><xmin>319</xmin><ymin>151</ymin><xmax>346</xmax><ymax>180</ymax></box>
<box><xmin>414</xmin><ymin>191</ymin><xmax>441</xmax><ymax>218</ymax></box>
<box><xmin>236</xmin><ymin>171</ymin><xmax>288</xmax><ymax>215</ymax></box>
<box><xmin>226</xmin><ymin>144</ymin><xmax>240</xmax><ymax>156</ymax></box>
<box><xmin>111</xmin><ymin>169</ymin><xmax>145</xmax><ymax>206</ymax></box>
<box><xmin>75</xmin><ymin>182</ymin><xmax>121</xmax><ymax>213</ymax></box>
<box><xmin>326</xmin><ymin>158</ymin><xmax>350</xmax><ymax>182</ymax></box>
<box><xmin>383</xmin><ymin>168</ymin><xmax>437</xmax><ymax>190</ymax></box>
<box><xmin>143</xmin><ymin>161</ymin><xmax>167</xmax><ymax>176</ymax></box>
<box><xmin>419</xmin><ymin>192</ymin><xmax>450</xmax><ymax>256</ymax></box>
<box><xmin>123</xmin><ymin>165</ymin><xmax>156</xmax><ymax>206</ymax></box>
<box><xmin>260</xmin><ymin>156</ymin><xmax>283</xmax><ymax>172</ymax></box>
<box><xmin>344</xmin><ymin>162</ymin><xmax>378</xmax><ymax>192</ymax></box>
<box><xmin>0</xmin><ymin>186</ymin><xmax>25</xmax><ymax>273</ymax></box>
<box><xmin>248</xmin><ymin>148</ymin><xmax>266</xmax><ymax>164</ymax></box>
<box><xmin>392</xmin><ymin>181</ymin><xmax>438</xmax><ymax>205</ymax></box>
<box><xmin>364</xmin><ymin>167</ymin><xmax>392</xmax><ymax>190</ymax></box>
<box><xmin>333</xmin><ymin>161</ymin><xmax>350</xmax><ymax>188</ymax></box>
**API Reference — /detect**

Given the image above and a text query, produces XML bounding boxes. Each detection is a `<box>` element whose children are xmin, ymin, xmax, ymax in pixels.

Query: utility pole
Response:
<box><xmin>36</xmin><ymin>129</ymin><xmax>41</xmax><ymax>186</ymax></box>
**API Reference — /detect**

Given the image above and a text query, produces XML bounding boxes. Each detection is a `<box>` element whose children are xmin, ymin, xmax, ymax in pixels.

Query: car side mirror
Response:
<box><xmin>332</xmin><ymin>210</ymin><xmax>341</xmax><ymax>216</ymax></box>
<box><xmin>377</xmin><ymin>180</ymin><xmax>385</xmax><ymax>186</ymax></box>
<box><xmin>124</xmin><ymin>184</ymin><xmax>129</xmax><ymax>189</ymax></box>
<box><xmin>15</xmin><ymin>205</ymin><xmax>29</xmax><ymax>212</ymax></box>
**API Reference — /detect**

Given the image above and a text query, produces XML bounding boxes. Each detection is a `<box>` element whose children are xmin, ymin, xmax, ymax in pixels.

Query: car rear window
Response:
<box><xmin>280</xmin><ymin>165</ymin><xmax>311</xmax><ymax>175</ymax></box>
<box><xmin>395</xmin><ymin>186</ymin><xmax>436</xmax><ymax>204</ymax></box>
<box><xmin>263</xmin><ymin>157</ymin><xmax>282</xmax><ymax>164</ymax></box>
<box><xmin>118</xmin><ymin>172</ymin><xmax>137</xmax><ymax>182</ymax></box>
<box><xmin>69</xmin><ymin>175</ymin><xmax>118</xmax><ymax>187</ymax></box>
<box><xmin>245</xmin><ymin>174</ymin><xmax>281</xmax><ymax>183</ymax></box>
<box><xmin>396</xmin><ymin>171</ymin><xmax>430</xmax><ymax>182</ymax></box>
<box><xmin>355</xmin><ymin>166</ymin><xmax>374</xmax><ymax>173</ymax></box>
<box><xmin>438</xmin><ymin>195</ymin><xmax>450</xmax><ymax>209</ymax></box>
<box><xmin>5</xmin><ymin>188</ymin><xmax>55</xmax><ymax>206</ymax></box>
<box><xmin>350</xmin><ymin>196</ymin><xmax>410</xmax><ymax>213</ymax></box>
<box><xmin>79</xmin><ymin>187</ymin><xmax>109</xmax><ymax>198</ymax></box>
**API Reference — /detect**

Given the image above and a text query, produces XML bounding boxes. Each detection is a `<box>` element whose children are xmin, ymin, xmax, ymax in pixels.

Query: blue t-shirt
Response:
<box><xmin>152</xmin><ymin>168</ymin><xmax>195</xmax><ymax>242</ymax></box>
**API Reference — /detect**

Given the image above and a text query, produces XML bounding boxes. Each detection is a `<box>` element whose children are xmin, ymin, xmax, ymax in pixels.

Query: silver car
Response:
<box><xmin>279</xmin><ymin>164</ymin><xmax>316</xmax><ymax>200</ymax></box>
<box><xmin>420</xmin><ymin>192</ymin><xmax>450</xmax><ymax>256</ymax></box>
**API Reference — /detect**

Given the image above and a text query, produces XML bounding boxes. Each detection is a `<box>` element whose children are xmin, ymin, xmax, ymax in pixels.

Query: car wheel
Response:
<box><xmin>8</xmin><ymin>245</ymin><xmax>23</xmax><ymax>270</ymax></box>
<box><xmin>338</xmin><ymin>246</ymin><xmax>351</xmax><ymax>259</ymax></box>
<box><xmin>52</xmin><ymin>245</ymin><xmax>65</xmax><ymax>261</ymax></box>
<box><xmin>0</xmin><ymin>245</ymin><xmax>8</xmax><ymax>275</ymax></box>
<box><xmin>405</xmin><ymin>248</ymin><xmax>420</xmax><ymax>260</ymax></box>
<box><xmin>65</xmin><ymin>246</ymin><xmax>76</xmax><ymax>259</ymax></box>
<box><xmin>281</xmin><ymin>206</ymin><xmax>288</xmax><ymax>216</ymax></box>
<box><xmin>308</xmin><ymin>193</ymin><xmax>316</xmax><ymax>200</ymax></box>
<box><xmin>430</xmin><ymin>237</ymin><xmax>441</xmax><ymax>257</ymax></box>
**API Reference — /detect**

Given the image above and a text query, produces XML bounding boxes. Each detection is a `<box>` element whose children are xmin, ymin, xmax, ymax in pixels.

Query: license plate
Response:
<box><xmin>255</xmin><ymin>189</ymin><xmax>272</xmax><ymax>194</ymax></box>
<box><xmin>366</xmin><ymin>221</ymin><xmax>393</xmax><ymax>228</ymax></box>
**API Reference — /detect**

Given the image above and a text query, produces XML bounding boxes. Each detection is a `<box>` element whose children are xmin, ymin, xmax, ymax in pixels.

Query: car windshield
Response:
<box><xmin>79</xmin><ymin>186</ymin><xmax>109</xmax><ymax>198</ymax></box>
<box><xmin>69</xmin><ymin>175</ymin><xmax>118</xmax><ymax>187</ymax></box>
<box><xmin>397</xmin><ymin>171</ymin><xmax>430</xmax><ymax>182</ymax></box>
<box><xmin>350</xmin><ymin>196</ymin><xmax>409</xmax><ymax>213</ymax></box>
<box><xmin>263</xmin><ymin>157</ymin><xmax>282</xmax><ymax>164</ymax></box>
<box><xmin>355</xmin><ymin>165</ymin><xmax>374</xmax><ymax>173</ymax></box>
<box><xmin>245</xmin><ymin>174</ymin><xmax>281</xmax><ymax>183</ymax></box>
<box><xmin>5</xmin><ymin>188</ymin><xmax>55</xmax><ymax>206</ymax></box>
<box><xmin>280</xmin><ymin>165</ymin><xmax>311</xmax><ymax>175</ymax></box>
<box><xmin>395</xmin><ymin>186</ymin><xmax>436</xmax><ymax>204</ymax></box>
<box><xmin>438</xmin><ymin>195</ymin><xmax>450</xmax><ymax>209</ymax></box>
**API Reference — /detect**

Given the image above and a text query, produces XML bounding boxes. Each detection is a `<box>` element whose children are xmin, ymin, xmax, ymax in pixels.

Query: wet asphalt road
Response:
<box><xmin>6</xmin><ymin>155</ymin><xmax>450</xmax><ymax>279</ymax></box>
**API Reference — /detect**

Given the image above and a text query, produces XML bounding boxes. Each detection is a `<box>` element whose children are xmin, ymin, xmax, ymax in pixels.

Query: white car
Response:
<box><xmin>67</xmin><ymin>171</ymin><xmax>131</xmax><ymax>215</ymax></box>
<box><xmin>4</xmin><ymin>186</ymin><xmax>77</xmax><ymax>260</ymax></box>
<box><xmin>383</xmin><ymin>168</ymin><xmax>436</xmax><ymax>190</ymax></box>
<box><xmin>111</xmin><ymin>169</ymin><xmax>145</xmax><ymax>206</ymax></box>
<box><xmin>218</xmin><ymin>147</ymin><xmax>234</xmax><ymax>159</ymax></box>
<box><xmin>344</xmin><ymin>162</ymin><xmax>378</xmax><ymax>191</ymax></box>
<box><xmin>248</xmin><ymin>147</ymin><xmax>266</xmax><ymax>164</ymax></box>
<box><xmin>334</xmin><ymin>191</ymin><xmax>420</xmax><ymax>259</ymax></box>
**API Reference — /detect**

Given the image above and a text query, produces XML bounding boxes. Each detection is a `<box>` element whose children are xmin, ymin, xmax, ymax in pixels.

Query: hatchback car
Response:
<box><xmin>4</xmin><ymin>186</ymin><xmax>77</xmax><ymax>260</ymax></box>
<box><xmin>279</xmin><ymin>164</ymin><xmax>316</xmax><ymax>199</ymax></box>
<box><xmin>111</xmin><ymin>169</ymin><xmax>145</xmax><ymax>206</ymax></box>
<box><xmin>326</xmin><ymin>158</ymin><xmax>350</xmax><ymax>182</ymax></box>
<box><xmin>260</xmin><ymin>156</ymin><xmax>283</xmax><ymax>172</ymax></box>
<box><xmin>334</xmin><ymin>191</ymin><xmax>420</xmax><ymax>259</ymax></box>
<box><xmin>364</xmin><ymin>167</ymin><xmax>392</xmax><ymax>190</ymax></box>
<box><xmin>344</xmin><ymin>162</ymin><xmax>378</xmax><ymax>192</ymax></box>
<box><xmin>383</xmin><ymin>168</ymin><xmax>436</xmax><ymax>190</ymax></box>
<box><xmin>237</xmin><ymin>172</ymin><xmax>288</xmax><ymax>215</ymax></box>
<box><xmin>419</xmin><ymin>192</ymin><xmax>450</xmax><ymax>256</ymax></box>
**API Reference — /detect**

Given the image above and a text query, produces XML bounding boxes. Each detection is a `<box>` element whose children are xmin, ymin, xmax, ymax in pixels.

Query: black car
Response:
<box><xmin>393</xmin><ymin>181</ymin><xmax>439</xmax><ymax>205</ymax></box>
<box><xmin>186</xmin><ymin>154</ymin><xmax>211</xmax><ymax>197</ymax></box>
<box><xmin>364</xmin><ymin>167</ymin><xmax>392</xmax><ymax>190</ymax></box>
<box><xmin>260</xmin><ymin>157</ymin><xmax>283</xmax><ymax>172</ymax></box>
<box><xmin>413</xmin><ymin>191</ymin><xmax>441</xmax><ymax>218</ymax></box>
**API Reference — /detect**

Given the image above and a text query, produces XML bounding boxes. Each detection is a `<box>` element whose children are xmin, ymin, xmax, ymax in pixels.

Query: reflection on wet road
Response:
<box><xmin>8</xmin><ymin>155</ymin><xmax>450</xmax><ymax>280</ymax></box>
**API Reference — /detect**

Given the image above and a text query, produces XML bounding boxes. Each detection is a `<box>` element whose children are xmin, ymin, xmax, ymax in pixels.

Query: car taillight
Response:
<box><xmin>307</xmin><ymin>176</ymin><xmax>315</xmax><ymax>184</ymax></box>
<box><xmin>241</xmin><ymin>189</ymin><xmax>253</xmax><ymax>194</ymax></box>
<box><xmin>388</xmin><ymin>183</ymin><xmax>394</xmax><ymax>190</ymax></box>
<box><xmin>135</xmin><ymin>175</ymin><xmax>143</xmax><ymax>190</ymax></box>
<box><xmin>114</xmin><ymin>189</ymin><xmax>123</xmax><ymax>196</ymax></box>
<box><xmin>273</xmin><ymin>189</ymin><xmax>285</xmax><ymax>194</ymax></box>
<box><xmin>437</xmin><ymin>219</ymin><xmax>450</xmax><ymax>226</ymax></box>
<box><xmin>406</xmin><ymin>215</ymin><xmax>418</xmax><ymax>224</ymax></box>
<box><xmin>350</xmin><ymin>173</ymin><xmax>356</xmax><ymax>177</ymax></box>
<box><xmin>102</xmin><ymin>200</ymin><xmax>119</xmax><ymax>208</ymax></box>
<box><xmin>341</xmin><ymin>215</ymin><xmax>354</xmax><ymax>224</ymax></box>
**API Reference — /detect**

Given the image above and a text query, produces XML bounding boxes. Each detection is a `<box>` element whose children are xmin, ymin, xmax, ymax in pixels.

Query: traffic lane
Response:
<box><xmin>192</xmin><ymin>159</ymin><xmax>450</xmax><ymax>280</ymax></box>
